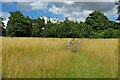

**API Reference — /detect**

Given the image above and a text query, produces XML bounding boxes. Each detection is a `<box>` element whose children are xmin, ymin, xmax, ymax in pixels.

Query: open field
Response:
<box><xmin>2</xmin><ymin>37</ymin><xmax>118</xmax><ymax>78</ymax></box>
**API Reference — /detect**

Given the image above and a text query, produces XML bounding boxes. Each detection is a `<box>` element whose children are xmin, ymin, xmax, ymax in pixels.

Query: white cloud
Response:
<box><xmin>49</xmin><ymin>5</ymin><xmax>60</xmax><ymax>14</ymax></box>
<box><xmin>16</xmin><ymin>2</ymin><xmax>32</xmax><ymax>10</ymax></box>
<box><xmin>1</xmin><ymin>0</ymin><xmax>13</xmax><ymax>2</ymax></box>
<box><xmin>105</xmin><ymin>6</ymin><xmax>118</xmax><ymax>21</ymax></box>
<box><xmin>0</xmin><ymin>12</ymin><xmax>10</xmax><ymax>26</ymax></box>
<box><xmin>63</xmin><ymin>10</ymin><xmax>93</xmax><ymax>22</ymax></box>
<box><xmin>40</xmin><ymin>16</ymin><xmax>59</xmax><ymax>24</ymax></box>
<box><xmin>30</xmin><ymin>1</ymin><xmax>48</xmax><ymax>10</ymax></box>
<box><xmin>49</xmin><ymin>2</ymin><xmax>117</xmax><ymax>22</ymax></box>
<box><xmin>0</xmin><ymin>12</ymin><xmax>10</xmax><ymax>20</ymax></box>
<box><xmin>15</xmin><ymin>1</ymin><xmax>48</xmax><ymax>11</ymax></box>
<box><xmin>42</xmin><ymin>16</ymin><xmax>48</xmax><ymax>24</ymax></box>
<box><xmin>1</xmin><ymin>1</ymin><xmax>118</xmax><ymax>23</ymax></box>
<box><xmin>2</xmin><ymin>0</ymin><xmax>35</xmax><ymax>2</ymax></box>
<box><xmin>64</xmin><ymin>1</ymin><xmax>74</xmax><ymax>4</ymax></box>
<box><xmin>3</xmin><ymin>18</ymin><xmax>9</xmax><ymax>27</ymax></box>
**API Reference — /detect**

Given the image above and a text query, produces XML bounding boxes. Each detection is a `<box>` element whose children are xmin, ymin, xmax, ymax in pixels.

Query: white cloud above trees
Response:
<box><xmin>48</xmin><ymin>2</ymin><xmax>117</xmax><ymax>22</ymax></box>
<box><xmin>1</xmin><ymin>1</ymin><xmax>118</xmax><ymax>25</ymax></box>
<box><xmin>30</xmin><ymin>1</ymin><xmax>48</xmax><ymax>10</ymax></box>
<box><xmin>0</xmin><ymin>12</ymin><xmax>10</xmax><ymax>26</ymax></box>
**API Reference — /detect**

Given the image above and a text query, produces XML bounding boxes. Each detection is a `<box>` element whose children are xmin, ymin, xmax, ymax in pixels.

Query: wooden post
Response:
<box><xmin>68</xmin><ymin>41</ymin><xmax>71</xmax><ymax>49</ymax></box>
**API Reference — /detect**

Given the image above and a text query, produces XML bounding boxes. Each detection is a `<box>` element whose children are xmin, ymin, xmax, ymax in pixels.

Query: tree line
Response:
<box><xmin>0</xmin><ymin>10</ymin><xmax>120</xmax><ymax>38</ymax></box>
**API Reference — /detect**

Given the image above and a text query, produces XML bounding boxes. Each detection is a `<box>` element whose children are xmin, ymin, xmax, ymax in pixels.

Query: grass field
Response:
<box><xmin>2</xmin><ymin>37</ymin><xmax>118</xmax><ymax>78</ymax></box>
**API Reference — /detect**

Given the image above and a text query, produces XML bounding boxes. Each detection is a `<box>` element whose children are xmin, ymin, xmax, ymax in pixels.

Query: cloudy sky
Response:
<box><xmin>0</xmin><ymin>0</ymin><xmax>118</xmax><ymax>26</ymax></box>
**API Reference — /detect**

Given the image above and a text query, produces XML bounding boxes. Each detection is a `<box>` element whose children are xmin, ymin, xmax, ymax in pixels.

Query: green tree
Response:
<box><xmin>42</xmin><ymin>17</ymin><xmax>57</xmax><ymax>37</ymax></box>
<box><xmin>4</xmin><ymin>10</ymin><xmax>120</xmax><ymax>38</ymax></box>
<box><xmin>31</xmin><ymin>17</ymin><xmax>45</xmax><ymax>37</ymax></box>
<box><xmin>109</xmin><ymin>21</ymin><xmax>120</xmax><ymax>29</ymax></box>
<box><xmin>6</xmin><ymin>11</ymin><xmax>31</xmax><ymax>37</ymax></box>
<box><xmin>78</xmin><ymin>22</ymin><xmax>93</xmax><ymax>38</ymax></box>
<box><xmin>101</xmin><ymin>28</ymin><xmax>119</xmax><ymax>38</ymax></box>
<box><xmin>56</xmin><ymin>18</ymin><xmax>71</xmax><ymax>38</ymax></box>
<box><xmin>85</xmin><ymin>11</ymin><xmax>111</xmax><ymax>38</ymax></box>
<box><xmin>0</xmin><ymin>17</ymin><xmax>6</xmax><ymax>36</ymax></box>
<box><xmin>67</xmin><ymin>21</ymin><xmax>80</xmax><ymax>38</ymax></box>
<box><xmin>85</xmin><ymin>11</ymin><xmax>110</xmax><ymax>31</ymax></box>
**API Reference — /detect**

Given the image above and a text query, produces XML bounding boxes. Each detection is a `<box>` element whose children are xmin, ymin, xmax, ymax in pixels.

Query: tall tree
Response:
<box><xmin>67</xmin><ymin>21</ymin><xmax>80</xmax><ymax>38</ymax></box>
<box><xmin>101</xmin><ymin>28</ymin><xmax>118</xmax><ymax>38</ymax></box>
<box><xmin>85</xmin><ymin>11</ymin><xmax>110</xmax><ymax>31</ymax></box>
<box><xmin>31</xmin><ymin>17</ymin><xmax>45</xmax><ymax>37</ymax></box>
<box><xmin>78</xmin><ymin>22</ymin><xmax>93</xmax><ymax>38</ymax></box>
<box><xmin>42</xmin><ymin>17</ymin><xmax>54</xmax><ymax>37</ymax></box>
<box><xmin>117</xmin><ymin>5</ymin><xmax>120</xmax><ymax>20</ymax></box>
<box><xmin>0</xmin><ymin>17</ymin><xmax>6</xmax><ymax>36</ymax></box>
<box><xmin>56</xmin><ymin>18</ymin><xmax>71</xmax><ymax>38</ymax></box>
<box><xmin>85</xmin><ymin>11</ymin><xmax>110</xmax><ymax>38</ymax></box>
<box><xmin>6</xmin><ymin>11</ymin><xmax>31</xmax><ymax>37</ymax></box>
<box><xmin>4</xmin><ymin>10</ymin><xmax>120</xmax><ymax>38</ymax></box>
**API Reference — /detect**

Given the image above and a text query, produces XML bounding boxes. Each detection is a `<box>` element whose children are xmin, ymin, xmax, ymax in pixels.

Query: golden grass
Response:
<box><xmin>2</xmin><ymin>37</ymin><xmax>118</xmax><ymax>78</ymax></box>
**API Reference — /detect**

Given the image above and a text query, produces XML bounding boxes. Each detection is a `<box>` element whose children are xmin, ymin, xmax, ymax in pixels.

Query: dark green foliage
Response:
<box><xmin>56</xmin><ymin>18</ymin><xmax>78</xmax><ymax>38</ymax></box>
<box><xmin>31</xmin><ymin>17</ymin><xmax>45</xmax><ymax>37</ymax></box>
<box><xmin>6</xmin><ymin>11</ymin><xmax>31</xmax><ymax>37</ymax></box>
<box><xmin>102</xmin><ymin>28</ymin><xmax>119</xmax><ymax>38</ymax></box>
<box><xmin>0</xmin><ymin>17</ymin><xmax>3</xmax><ymax>36</ymax></box>
<box><xmin>41</xmin><ymin>18</ymin><xmax>55</xmax><ymax>37</ymax></box>
<box><xmin>4</xmin><ymin>11</ymin><xmax>120</xmax><ymax>38</ymax></box>
<box><xmin>85</xmin><ymin>11</ymin><xmax>109</xmax><ymax>31</ymax></box>
<box><xmin>0</xmin><ymin>17</ymin><xmax>6</xmax><ymax>36</ymax></box>
<box><xmin>117</xmin><ymin>5</ymin><xmax>120</xmax><ymax>14</ymax></box>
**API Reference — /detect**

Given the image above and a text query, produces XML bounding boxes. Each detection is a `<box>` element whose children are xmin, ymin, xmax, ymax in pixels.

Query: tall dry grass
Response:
<box><xmin>2</xmin><ymin>37</ymin><xmax>118</xmax><ymax>78</ymax></box>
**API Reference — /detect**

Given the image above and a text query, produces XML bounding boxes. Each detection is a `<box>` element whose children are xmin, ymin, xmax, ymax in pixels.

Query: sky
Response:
<box><xmin>0</xmin><ymin>0</ymin><xmax>119</xmax><ymax>26</ymax></box>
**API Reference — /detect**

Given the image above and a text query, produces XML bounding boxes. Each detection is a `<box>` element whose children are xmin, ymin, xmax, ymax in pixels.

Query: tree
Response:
<box><xmin>78</xmin><ymin>22</ymin><xmax>93</xmax><ymax>38</ymax></box>
<box><xmin>85</xmin><ymin>11</ymin><xmax>111</xmax><ymax>38</ymax></box>
<box><xmin>85</xmin><ymin>11</ymin><xmax>110</xmax><ymax>31</ymax></box>
<box><xmin>68</xmin><ymin>21</ymin><xmax>80</xmax><ymax>38</ymax></box>
<box><xmin>4</xmin><ymin>10</ymin><xmax>120</xmax><ymax>38</ymax></box>
<box><xmin>109</xmin><ymin>21</ymin><xmax>120</xmax><ymax>29</ymax></box>
<box><xmin>116</xmin><ymin>1</ymin><xmax>120</xmax><ymax>37</ymax></box>
<box><xmin>0</xmin><ymin>17</ymin><xmax>6</xmax><ymax>36</ymax></box>
<box><xmin>31</xmin><ymin>17</ymin><xmax>45</xmax><ymax>37</ymax></box>
<box><xmin>101</xmin><ymin>28</ymin><xmax>119</xmax><ymax>38</ymax></box>
<box><xmin>56</xmin><ymin>18</ymin><xmax>72</xmax><ymax>38</ymax></box>
<box><xmin>25</xmin><ymin>16</ymin><xmax>32</xmax><ymax>37</ymax></box>
<box><xmin>41</xmin><ymin>17</ymin><xmax>55</xmax><ymax>37</ymax></box>
<box><xmin>6</xmin><ymin>11</ymin><xmax>31</xmax><ymax>37</ymax></box>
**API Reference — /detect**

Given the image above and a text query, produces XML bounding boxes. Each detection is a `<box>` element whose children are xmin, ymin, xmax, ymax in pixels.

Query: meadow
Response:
<box><xmin>2</xmin><ymin>37</ymin><xmax>118</xmax><ymax>78</ymax></box>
